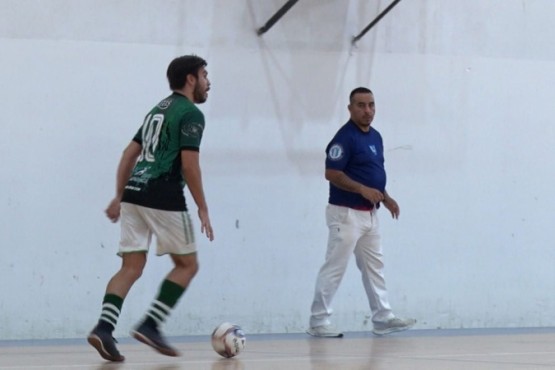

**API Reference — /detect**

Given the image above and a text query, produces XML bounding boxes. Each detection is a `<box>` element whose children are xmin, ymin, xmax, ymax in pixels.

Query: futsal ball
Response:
<box><xmin>211</xmin><ymin>322</ymin><xmax>246</xmax><ymax>358</ymax></box>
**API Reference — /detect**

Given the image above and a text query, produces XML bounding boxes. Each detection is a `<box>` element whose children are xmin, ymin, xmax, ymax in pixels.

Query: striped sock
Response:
<box><xmin>144</xmin><ymin>280</ymin><xmax>185</xmax><ymax>328</ymax></box>
<box><xmin>98</xmin><ymin>294</ymin><xmax>123</xmax><ymax>332</ymax></box>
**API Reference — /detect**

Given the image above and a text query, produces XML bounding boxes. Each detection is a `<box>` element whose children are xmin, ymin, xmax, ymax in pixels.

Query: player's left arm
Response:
<box><xmin>180</xmin><ymin>110</ymin><xmax>213</xmax><ymax>241</ymax></box>
<box><xmin>181</xmin><ymin>149</ymin><xmax>214</xmax><ymax>241</ymax></box>
<box><xmin>382</xmin><ymin>190</ymin><xmax>400</xmax><ymax>219</ymax></box>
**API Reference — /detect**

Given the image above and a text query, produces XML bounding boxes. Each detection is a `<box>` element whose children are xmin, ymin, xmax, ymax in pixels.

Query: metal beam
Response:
<box><xmin>352</xmin><ymin>0</ymin><xmax>403</xmax><ymax>45</ymax></box>
<box><xmin>257</xmin><ymin>0</ymin><xmax>300</xmax><ymax>36</ymax></box>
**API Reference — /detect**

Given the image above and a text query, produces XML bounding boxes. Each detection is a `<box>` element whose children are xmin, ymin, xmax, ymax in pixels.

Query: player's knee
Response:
<box><xmin>122</xmin><ymin>265</ymin><xmax>144</xmax><ymax>281</ymax></box>
<box><xmin>191</xmin><ymin>260</ymin><xmax>199</xmax><ymax>276</ymax></box>
<box><xmin>179</xmin><ymin>257</ymin><xmax>199</xmax><ymax>278</ymax></box>
<box><xmin>181</xmin><ymin>258</ymin><xmax>199</xmax><ymax>275</ymax></box>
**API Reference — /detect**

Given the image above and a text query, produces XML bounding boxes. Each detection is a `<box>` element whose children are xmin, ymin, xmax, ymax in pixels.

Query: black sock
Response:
<box><xmin>143</xmin><ymin>280</ymin><xmax>186</xmax><ymax>328</ymax></box>
<box><xmin>98</xmin><ymin>294</ymin><xmax>124</xmax><ymax>332</ymax></box>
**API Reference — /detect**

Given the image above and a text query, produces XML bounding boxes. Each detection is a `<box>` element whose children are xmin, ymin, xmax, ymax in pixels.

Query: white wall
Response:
<box><xmin>1</xmin><ymin>0</ymin><xmax>554</xmax><ymax>340</ymax></box>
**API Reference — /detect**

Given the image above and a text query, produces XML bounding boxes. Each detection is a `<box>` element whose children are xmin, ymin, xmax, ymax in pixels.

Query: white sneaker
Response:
<box><xmin>372</xmin><ymin>317</ymin><xmax>416</xmax><ymax>335</ymax></box>
<box><xmin>306</xmin><ymin>325</ymin><xmax>344</xmax><ymax>338</ymax></box>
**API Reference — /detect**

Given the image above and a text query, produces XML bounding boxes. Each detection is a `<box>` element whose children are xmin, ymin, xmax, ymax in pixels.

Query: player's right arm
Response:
<box><xmin>105</xmin><ymin>141</ymin><xmax>142</xmax><ymax>222</ymax></box>
<box><xmin>325</xmin><ymin>169</ymin><xmax>384</xmax><ymax>204</ymax></box>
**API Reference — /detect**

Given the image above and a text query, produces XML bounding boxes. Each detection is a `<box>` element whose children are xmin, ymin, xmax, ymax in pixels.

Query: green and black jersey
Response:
<box><xmin>121</xmin><ymin>93</ymin><xmax>205</xmax><ymax>211</ymax></box>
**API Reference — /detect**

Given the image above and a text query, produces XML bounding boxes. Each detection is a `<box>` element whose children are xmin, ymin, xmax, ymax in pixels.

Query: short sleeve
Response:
<box><xmin>180</xmin><ymin>109</ymin><xmax>205</xmax><ymax>150</ymax></box>
<box><xmin>132</xmin><ymin>126</ymin><xmax>142</xmax><ymax>145</ymax></box>
<box><xmin>325</xmin><ymin>136</ymin><xmax>350</xmax><ymax>171</ymax></box>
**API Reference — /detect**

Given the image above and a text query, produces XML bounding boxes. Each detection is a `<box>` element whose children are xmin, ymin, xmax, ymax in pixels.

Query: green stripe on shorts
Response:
<box><xmin>181</xmin><ymin>212</ymin><xmax>194</xmax><ymax>245</ymax></box>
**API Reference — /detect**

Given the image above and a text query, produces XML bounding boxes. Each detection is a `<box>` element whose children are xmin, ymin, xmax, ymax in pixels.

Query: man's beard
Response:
<box><xmin>193</xmin><ymin>85</ymin><xmax>207</xmax><ymax>104</ymax></box>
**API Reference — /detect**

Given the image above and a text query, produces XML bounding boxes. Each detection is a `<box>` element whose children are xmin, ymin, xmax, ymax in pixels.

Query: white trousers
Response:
<box><xmin>309</xmin><ymin>204</ymin><xmax>394</xmax><ymax>327</ymax></box>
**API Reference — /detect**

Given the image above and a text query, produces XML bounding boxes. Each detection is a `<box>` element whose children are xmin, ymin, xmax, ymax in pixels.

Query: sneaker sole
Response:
<box><xmin>131</xmin><ymin>330</ymin><xmax>179</xmax><ymax>357</ymax></box>
<box><xmin>372</xmin><ymin>324</ymin><xmax>415</xmax><ymax>336</ymax></box>
<box><xmin>306</xmin><ymin>329</ymin><xmax>344</xmax><ymax>338</ymax></box>
<box><xmin>87</xmin><ymin>334</ymin><xmax>125</xmax><ymax>362</ymax></box>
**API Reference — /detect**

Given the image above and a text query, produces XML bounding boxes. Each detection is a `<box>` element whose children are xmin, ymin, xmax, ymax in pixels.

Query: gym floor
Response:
<box><xmin>1</xmin><ymin>328</ymin><xmax>555</xmax><ymax>370</ymax></box>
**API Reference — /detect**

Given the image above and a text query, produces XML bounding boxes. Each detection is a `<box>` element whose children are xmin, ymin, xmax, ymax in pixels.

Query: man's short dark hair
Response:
<box><xmin>349</xmin><ymin>87</ymin><xmax>373</xmax><ymax>103</ymax></box>
<box><xmin>166</xmin><ymin>55</ymin><xmax>207</xmax><ymax>90</ymax></box>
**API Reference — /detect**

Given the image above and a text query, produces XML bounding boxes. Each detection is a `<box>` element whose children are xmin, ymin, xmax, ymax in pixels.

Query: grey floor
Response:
<box><xmin>1</xmin><ymin>328</ymin><xmax>555</xmax><ymax>370</ymax></box>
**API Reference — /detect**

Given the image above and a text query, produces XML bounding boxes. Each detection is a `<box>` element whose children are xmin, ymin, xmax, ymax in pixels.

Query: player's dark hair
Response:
<box><xmin>349</xmin><ymin>87</ymin><xmax>373</xmax><ymax>102</ymax></box>
<box><xmin>166</xmin><ymin>55</ymin><xmax>207</xmax><ymax>90</ymax></box>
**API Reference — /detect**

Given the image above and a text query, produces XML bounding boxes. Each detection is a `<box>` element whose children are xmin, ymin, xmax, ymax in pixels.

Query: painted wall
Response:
<box><xmin>1</xmin><ymin>0</ymin><xmax>554</xmax><ymax>340</ymax></box>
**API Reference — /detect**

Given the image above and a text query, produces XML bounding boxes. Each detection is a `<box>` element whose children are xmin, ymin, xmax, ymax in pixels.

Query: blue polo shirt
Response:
<box><xmin>325</xmin><ymin>120</ymin><xmax>386</xmax><ymax>209</ymax></box>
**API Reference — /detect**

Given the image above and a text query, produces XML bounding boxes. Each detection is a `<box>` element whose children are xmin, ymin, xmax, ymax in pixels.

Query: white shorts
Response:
<box><xmin>118</xmin><ymin>203</ymin><xmax>196</xmax><ymax>256</ymax></box>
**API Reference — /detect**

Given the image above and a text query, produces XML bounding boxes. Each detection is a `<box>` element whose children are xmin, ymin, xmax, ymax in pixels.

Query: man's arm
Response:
<box><xmin>105</xmin><ymin>141</ymin><xmax>142</xmax><ymax>222</ymax></box>
<box><xmin>325</xmin><ymin>169</ymin><xmax>384</xmax><ymax>204</ymax></box>
<box><xmin>181</xmin><ymin>150</ymin><xmax>214</xmax><ymax>241</ymax></box>
<box><xmin>383</xmin><ymin>190</ymin><xmax>400</xmax><ymax>219</ymax></box>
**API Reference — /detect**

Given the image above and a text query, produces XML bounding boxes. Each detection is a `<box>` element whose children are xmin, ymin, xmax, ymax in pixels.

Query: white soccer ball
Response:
<box><xmin>211</xmin><ymin>322</ymin><xmax>246</xmax><ymax>358</ymax></box>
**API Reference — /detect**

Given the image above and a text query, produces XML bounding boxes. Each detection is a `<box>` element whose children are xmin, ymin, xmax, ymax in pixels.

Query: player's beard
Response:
<box><xmin>193</xmin><ymin>84</ymin><xmax>208</xmax><ymax>104</ymax></box>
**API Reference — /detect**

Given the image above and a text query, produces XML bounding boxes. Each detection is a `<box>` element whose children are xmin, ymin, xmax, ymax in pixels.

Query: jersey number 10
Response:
<box><xmin>139</xmin><ymin>113</ymin><xmax>164</xmax><ymax>162</ymax></box>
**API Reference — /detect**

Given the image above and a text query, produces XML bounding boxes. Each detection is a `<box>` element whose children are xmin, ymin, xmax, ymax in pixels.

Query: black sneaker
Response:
<box><xmin>131</xmin><ymin>322</ymin><xmax>179</xmax><ymax>357</ymax></box>
<box><xmin>87</xmin><ymin>326</ymin><xmax>125</xmax><ymax>362</ymax></box>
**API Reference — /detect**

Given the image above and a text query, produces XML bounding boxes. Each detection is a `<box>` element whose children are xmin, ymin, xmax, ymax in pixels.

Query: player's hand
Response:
<box><xmin>105</xmin><ymin>198</ymin><xmax>121</xmax><ymax>223</ymax></box>
<box><xmin>359</xmin><ymin>186</ymin><xmax>384</xmax><ymax>204</ymax></box>
<box><xmin>383</xmin><ymin>196</ymin><xmax>400</xmax><ymax>219</ymax></box>
<box><xmin>198</xmin><ymin>208</ymin><xmax>214</xmax><ymax>241</ymax></box>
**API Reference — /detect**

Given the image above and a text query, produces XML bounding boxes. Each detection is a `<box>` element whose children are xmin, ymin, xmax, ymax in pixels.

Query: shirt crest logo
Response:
<box><xmin>328</xmin><ymin>144</ymin><xmax>344</xmax><ymax>160</ymax></box>
<box><xmin>157</xmin><ymin>98</ymin><xmax>172</xmax><ymax>109</ymax></box>
<box><xmin>182</xmin><ymin>122</ymin><xmax>203</xmax><ymax>138</ymax></box>
<box><xmin>369</xmin><ymin>145</ymin><xmax>377</xmax><ymax>155</ymax></box>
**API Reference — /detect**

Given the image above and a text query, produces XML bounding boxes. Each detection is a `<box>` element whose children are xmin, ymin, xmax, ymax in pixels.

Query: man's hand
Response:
<box><xmin>105</xmin><ymin>198</ymin><xmax>121</xmax><ymax>223</ymax></box>
<box><xmin>383</xmin><ymin>195</ymin><xmax>400</xmax><ymax>219</ymax></box>
<box><xmin>198</xmin><ymin>208</ymin><xmax>214</xmax><ymax>241</ymax></box>
<box><xmin>359</xmin><ymin>185</ymin><xmax>385</xmax><ymax>205</ymax></box>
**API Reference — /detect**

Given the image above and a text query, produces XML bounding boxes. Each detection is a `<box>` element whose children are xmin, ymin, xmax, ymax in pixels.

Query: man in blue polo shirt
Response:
<box><xmin>307</xmin><ymin>87</ymin><xmax>415</xmax><ymax>337</ymax></box>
